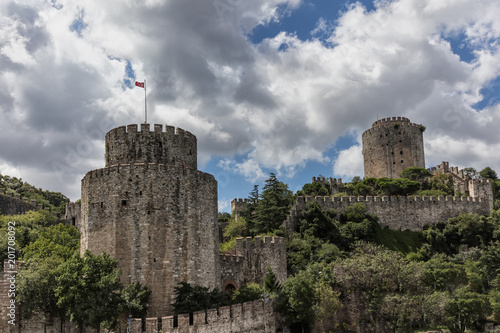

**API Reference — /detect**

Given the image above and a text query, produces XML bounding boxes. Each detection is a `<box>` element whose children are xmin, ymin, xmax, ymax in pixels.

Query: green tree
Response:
<box><xmin>55</xmin><ymin>251</ymin><xmax>123</xmax><ymax>333</ymax></box>
<box><xmin>296</xmin><ymin>182</ymin><xmax>329</xmax><ymax>197</ymax></box>
<box><xmin>253</xmin><ymin>173</ymin><xmax>293</xmax><ymax>234</ymax></box>
<box><xmin>464</xmin><ymin>167</ymin><xmax>478</xmax><ymax>179</ymax></box>
<box><xmin>400</xmin><ymin>167</ymin><xmax>432</xmax><ymax>182</ymax></box>
<box><xmin>264</xmin><ymin>267</ymin><xmax>282</xmax><ymax>294</ymax></box>
<box><xmin>122</xmin><ymin>281</ymin><xmax>151</xmax><ymax>319</ymax></box>
<box><xmin>17</xmin><ymin>256</ymin><xmax>67</xmax><ymax>327</ymax></box>
<box><xmin>22</xmin><ymin>224</ymin><xmax>80</xmax><ymax>261</ymax></box>
<box><xmin>171</xmin><ymin>282</ymin><xmax>229</xmax><ymax>314</ymax></box>
<box><xmin>480</xmin><ymin>167</ymin><xmax>498</xmax><ymax>180</ymax></box>
<box><xmin>232</xmin><ymin>283</ymin><xmax>263</xmax><ymax>304</ymax></box>
<box><xmin>222</xmin><ymin>217</ymin><xmax>248</xmax><ymax>242</ymax></box>
<box><xmin>421</xmin><ymin>255</ymin><xmax>467</xmax><ymax>292</ymax></box>
<box><xmin>445</xmin><ymin>289</ymin><xmax>491</xmax><ymax>333</ymax></box>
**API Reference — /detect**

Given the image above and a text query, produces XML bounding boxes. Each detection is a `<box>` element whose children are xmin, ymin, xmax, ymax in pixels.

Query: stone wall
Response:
<box><xmin>129</xmin><ymin>299</ymin><xmax>283</xmax><ymax>333</ymax></box>
<box><xmin>0</xmin><ymin>260</ymin><xmax>24</xmax><ymax>333</ymax></box>
<box><xmin>82</xmin><ymin>124</ymin><xmax>219</xmax><ymax>317</ymax></box>
<box><xmin>0</xmin><ymin>191</ymin><xmax>37</xmax><ymax>216</ymax></box>
<box><xmin>61</xmin><ymin>201</ymin><xmax>81</xmax><ymax>229</ymax></box>
<box><xmin>311</xmin><ymin>177</ymin><xmax>344</xmax><ymax>194</ymax></box>
<box><xmin>105</xmin><ymin>123</ymin><xmax>197</xmax><ymax>169</ymax></box>
<box><xmin>230</xmin><ymin>198</ymin><xmax>249</xmax><ymax>221</ymax></box>
<box><xmin>285</xmin><ymin>195</ymin><xmax>492</xmax><ymax>232</ymax></box>
<box><xmin>81</xmin><ymin>162</ymin><xmax>219</xmax><ymax>317</ymax></box>
<box><xmin>362</xmin><ymin>117</ymin><xmax>425</xmax><ymax>179</ymax></box>
<box><xmin>220</xmin><ymin>236</ymin><xmax>287</xmax><ymax>291</ymax></box>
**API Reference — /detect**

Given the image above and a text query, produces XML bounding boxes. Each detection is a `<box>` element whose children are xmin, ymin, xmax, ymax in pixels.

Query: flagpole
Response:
<box><xmin>144</xmin><ymin>79</ymin><xmax>147</xmax><ymax>124</ymax></box>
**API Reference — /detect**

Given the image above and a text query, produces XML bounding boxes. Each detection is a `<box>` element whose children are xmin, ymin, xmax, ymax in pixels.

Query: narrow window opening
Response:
<box><xmin>101</xmin><ymin>202</ymin><xmax>103</xmax><ymax>208</ymax></box>
<box><xmin>122</xmin><ymin>200</ymin><xmax>127</xmax><ymax>206</ymax></box>
<box><xmin>400</xmin><ymin>151</ymin><xmax>403</xmax><ymax>155</ymax></box>
<box><xmin>139</xmin><ymin>191</ymin><xmax>143</xmax><ymax>196</ymax></box>
<box><xmin>401</xmin><ymin>160</ymin><xmax>404</xmax><ymax>163</ymax></box>
<box><xmin>72</xmin><ymin>217</ymin><xmax>76</xmax><ymax>226</ymax></box>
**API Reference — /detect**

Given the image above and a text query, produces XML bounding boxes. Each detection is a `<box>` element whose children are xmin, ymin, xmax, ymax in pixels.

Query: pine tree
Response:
<box><xmin>253</xmin><ymin>173</ymin><xmax>293</xmax><ymax>234</ymax></box>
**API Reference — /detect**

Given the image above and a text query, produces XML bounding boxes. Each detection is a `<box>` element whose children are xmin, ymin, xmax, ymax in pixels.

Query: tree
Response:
<box><xmin>17</xmin><ymin>256</ymin><xmax>67</xmax><ymax>324</ymax></box>
<box><xmin>55</xmin><ymin>251</ymin><xmax>123</xmax><ymax>333</ymax></box>
<box><xmin>232</xmin><ymin>283</ymin><xmax>263</xmax><ymax>304</ymax></box>
<box><xmin>400</xmin><ymin>167</ymin><xmax>432</xmax><ymax>182</ymax></box>
<box><xmin>253</xmin><ymin>173</ymin><xmax>293</xmax><ymax>234</ymax></box>
<box><xmin>171</xmin><ymin>282</ymin><xmax>229</xmax><ymax>315</ymax></box>
<box><xmin>480</xmin><ymin>167</ymin><xmax>498</xmax><ymax>180</ymax></box>
<box><xmin>445</xmin><ymin>289</ymin><xmax>491</xmax><ymax>333</ymax></box>
<box><xmin>122</xmin><ymin>281</ymin><xmax>151</xmax><ymax>319</ymax></box>
<box><xmin>22</xmin><ymin>223</ymin><xmax>80</xmax><ymax>261</ymax></box>
<box><xmin>464</xmin><ymin>167</ymin><xmax>478</xmax><ymax>179</ymax></box>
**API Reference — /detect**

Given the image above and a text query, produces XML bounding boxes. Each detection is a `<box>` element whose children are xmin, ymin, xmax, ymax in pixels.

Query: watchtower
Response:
<box><xmin>362</xmin><ymin>117</ymin><xmax>425</xmax><ymax>178</ymax></box>
<box><xmin>80</xmin><ymin>124</ymin><xmax>220</xmax><ymax>316</ymax></box>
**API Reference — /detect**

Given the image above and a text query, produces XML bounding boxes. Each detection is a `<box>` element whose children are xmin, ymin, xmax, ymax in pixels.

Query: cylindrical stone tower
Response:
<box><xmin>80</xmin><ymin>123</ymin><xmax>219</xmax><ymax>316</ymax></box>
<box><xmin>362</xmin><ymin>117</ymin><xmax>425</xmax><ymax>178</ymax></box>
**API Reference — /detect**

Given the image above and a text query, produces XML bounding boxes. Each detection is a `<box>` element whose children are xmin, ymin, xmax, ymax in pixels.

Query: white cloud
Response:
<box><xmin>1</xmin><ymin>0</ymin><xmax>500</xmax><ymax>199</ymax></box>
<box><xmin>332</xmin><ymin>143</ymin><xmax>364</xmax><ymax>180</ymax></box>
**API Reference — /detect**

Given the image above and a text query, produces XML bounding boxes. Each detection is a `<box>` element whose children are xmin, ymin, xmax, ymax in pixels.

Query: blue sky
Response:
<box><xmin>0</xmin><ymin>0</ymin><xmax>500</xmax><ymax>212</ymax></box>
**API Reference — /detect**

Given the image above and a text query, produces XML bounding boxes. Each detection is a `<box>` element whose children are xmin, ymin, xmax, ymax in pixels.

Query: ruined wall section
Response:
<box><xmin>362</xmin><ymin>117</ymin><xmax>425</xmax><ymax>179</ymax></box>
<box><xmin>0</xmin><ymin>191</ymin><xmax>37</xmax><ymax>216</ymax></box>
<box><xmin>312</xmin><ymin>176</ymin><xmax>344</xmax><ymax>194</ymax></box>
<box><xmin>220</xmin><ymin>236</ymin><xmax>287</xmax><ymax>290</ymax></box>
<box><xmin>285</xmin><ymin>195</ymin><xmax>491</xmax><ymax>232</ymax></box>
<box><xmin>61</xmin><ymin>201</ymin><xmax>82</xmax><ymax>229</ymax></box>
<box><xmin>130</xmin><ymin>299</ymin><xmax>282</xmax><ymax>333</ymax></box>
<box><xmin>105</xmin><ymin>124</ymin><xmax>197</xmax><ymax>169</ymax></box>
<box><xmin>469</xmin><ymin>179</ymin><xmax>494</xmax><ymax>211</ymax></box>
<box><xmin>230</xmin><ymin>198</ymin><xmax>249</xmax><ymax>221</ymax></box>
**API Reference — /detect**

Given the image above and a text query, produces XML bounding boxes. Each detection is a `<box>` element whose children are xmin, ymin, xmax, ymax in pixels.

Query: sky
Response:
<box><xmin>1</xmin><ymin>0</ymin><xmax>500</xmax><ymax>212</ymax></box>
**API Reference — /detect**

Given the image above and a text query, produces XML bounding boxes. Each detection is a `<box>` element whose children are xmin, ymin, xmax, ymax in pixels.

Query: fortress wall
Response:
<box><xmin>81</xmin><ymin>162</ymin><xmax>219</xmax><ymax>316</ymax></box>
<box><xmin>286</xmin><ymin>195</ymin><xmax>491</xmax><ymax>232</ymax></box>
<box><xmin>105</xmin><ymin>123</ymin><xmax>197</xmax><ymax>169</ymax></box>
<box><xmin>220</xmin><ymin>236</ymin><xmax>287</xmax><ymax>290</ymax></box>
<box><xmin>131</xmin><ymin>298</ymin><xmax>280</xmax><ymax>333</ymax></box>
<box><xmin>0</xmin><ymin>191</ymin><xmax>37</xmax><ymax>215</ymax></box>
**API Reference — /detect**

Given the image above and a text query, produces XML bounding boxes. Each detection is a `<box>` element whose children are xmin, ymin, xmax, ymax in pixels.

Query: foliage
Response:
<box><xmin>445</xmin><ymin>288</ymin><xmax>491</xmax><ymax>333</ymax></box>
<box><xmin>222</xmin><ymin>216</ymin><xmax>248</xmax><ymax>242</ymax></box>
<box><xmin>232</xmin><ymin>283</ymin><xmax>263</xmax><ymax>304</ymax></box>
<box><xmin>296</xmin><ymin>182</ymin><xmax>329</xmax><ymax>197</ymax></box>
<box><xmin>22</xmin><ymin>223</ymin><xmax>80</xmax><ymax>261</ymax></box>
<box><xmin>429</xmin><ymin>173</ymin><xmax>455</xmax><ymax>196</ymax></box>
<box><xmin>480</xmin><ymin>167</ymin><xmax>498</xmax><ymax>180</ymax></box>
<box><xmin>121</xmin><ymin>281</ymin><xmax>151</xmax><ymax>319</ymax></box>
<box><xmin>253</xmin><ymin>173</ymin><xmax>294</xmax><ymax>234</ymax></box>
<box><xmin>421</xmin><ymin>255</ymin><xmax>467</xmax><ymax>292</ymax></box>
<box><xmin>264</xmin><ymin>267</ymin><xmax>282</xmax><ymax>294</ymax></box>
<box><xmin>55</xmin><ymin>251</ymin><xmax>123</xmax><ymax>332</ymax></box>
<box><xmin>373</xmin><ymin>227</ymin><xmax>423</xmax><ymax>254</ymax></box>
<box><xmin>352</xmin><ymin>177</ymin><xmax>422</xmax><ymax>196</ymax></box>
<box><xmin>0</xmin><ymin>173</ymin><xmax>69</xmax><ymax>213</ymax></box>
<box><xmin>17</xmin><ymin>256</ymin><xmax>66</xmax><ymax>321</ymax></box>
<box><xmin>0</xmin><ymin>210</ymin><xmax>59</xmax><ymax>269</ymax></box>
<box><xmin>422</xmin><ymin>213</ymin><xmax>496</xmax><ymax>255</ymax></box>
<box><xmin>464</xmin><ymin>167</ymin><xmax>478</xmax><ymax>178</ymax></box>
<box><xmin>171</xmin><ymin>282</ymin><xmax>229</xmax><ymax>314</ymax></box>
<box><xmin>400</xmin><ymin>167</ymin><xmax>432</xmax><ymax>182</ymax></box>
<box><xmin>219</xmin><ymin>237</ymin><xmax>237</xmax><ymax>253</ymax></box>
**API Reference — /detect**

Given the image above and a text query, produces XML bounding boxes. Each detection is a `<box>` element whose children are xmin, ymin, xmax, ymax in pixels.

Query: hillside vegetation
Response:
<box><xmin>221</xmin><ymin>167</ymin><xmax>500</xmax><ymax>333</ymax></box>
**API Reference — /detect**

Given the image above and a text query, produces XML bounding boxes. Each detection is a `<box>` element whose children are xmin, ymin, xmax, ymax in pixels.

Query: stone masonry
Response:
<box><xmin>362</xmin><ymin>117</ymin><xmax>425</xmax><ymax>178</ymax></box>
<box><xmin>0</xmin><ymin>191</ymin><xmax>38</xmax><ymax>216</ymax></box>
<box><xmin>81</xmin><ymin>124</ymin><xmax>220</xmax><ymax>317</ymax></box>
<box><xmin>284</xmin><ymin>195</ymin><xmax>492</xmax><ymax>232</ymax></box>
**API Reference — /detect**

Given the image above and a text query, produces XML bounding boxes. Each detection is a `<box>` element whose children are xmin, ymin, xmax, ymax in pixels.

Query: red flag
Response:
<box><xmin>135</xmin><ymin>81</ymin><xmax>145</xmax><ymax>88</ymax></box>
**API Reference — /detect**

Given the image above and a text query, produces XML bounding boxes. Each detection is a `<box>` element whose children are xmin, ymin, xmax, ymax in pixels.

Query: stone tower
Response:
<box><xmin>80</xmin><ymin>123</ymin><xmax>220</xmax><ymax>316</ymax></box>
<box><xmin>362</xmin><ymin>117</ymin><xmax>425</xmax><ymax>178</ymax></box>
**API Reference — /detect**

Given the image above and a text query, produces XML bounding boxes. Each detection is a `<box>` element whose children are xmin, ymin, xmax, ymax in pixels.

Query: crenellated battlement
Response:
<box><xmin>220</xmin><ymin>236</ymin><xmax>287</xmax><ymax>292</ymax></box>
<box><xmin>129</xmin><ymin>298</ymin><xmax>280</xmax><ymax>333</ymax></box>
<box><xmin>284</xmin><ymin>193</ymin><xmax>491</xmax><ymax>232</ymax></box>
<box><xmin>0</xmin><ymin>190</ymin><xmax>40</xmax><ymax>215</ymax></box>
<box><xmin>82</xmin><ymin>162</ymin><xmax>214</xmax><ymax>184</ymax></box>
<box><xmin>105</xmin><ymin>123</ymin><xmax>197</xmax><ymax>169</ymax></box>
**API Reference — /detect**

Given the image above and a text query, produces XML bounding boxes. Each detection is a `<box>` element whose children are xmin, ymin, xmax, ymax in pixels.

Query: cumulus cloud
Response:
<box><xmin>1</xmin><ymin>0</ymin><xmax>500</xmax><ymax>200</ymax></box>
<box><xmin>332</xmin><ymin>141</ymin><xmax>364</xmax><ymax>180</ymax></box>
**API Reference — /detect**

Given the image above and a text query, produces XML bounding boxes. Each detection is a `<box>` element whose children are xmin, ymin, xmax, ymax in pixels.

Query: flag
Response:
<box><xmin>135</xmin><ymin>81</ymin><xmax>145</xmax><ymax>88</ymax></box>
